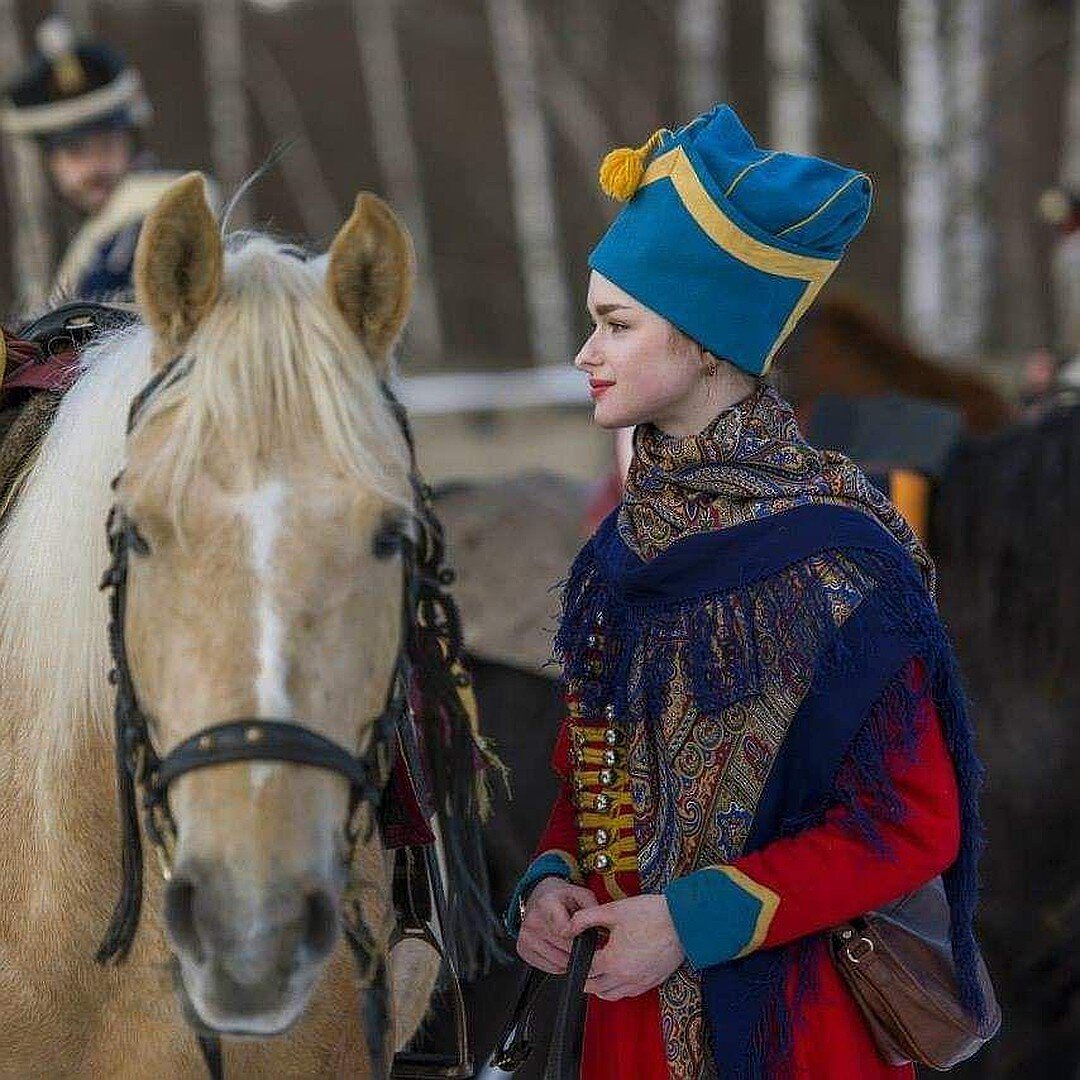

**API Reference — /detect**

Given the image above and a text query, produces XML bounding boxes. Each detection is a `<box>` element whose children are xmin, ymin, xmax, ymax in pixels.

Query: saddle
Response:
<box><xmin>0</xmin><ymin>303</ymin><xmax>139</xmax><ymax>512</ymax></box>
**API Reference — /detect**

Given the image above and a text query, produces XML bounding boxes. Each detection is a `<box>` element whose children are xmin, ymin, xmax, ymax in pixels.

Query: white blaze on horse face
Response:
<box><xmin>245</xmin><ymin>479</ymin><xmax>290</xmax><ymax>792</ymax></box>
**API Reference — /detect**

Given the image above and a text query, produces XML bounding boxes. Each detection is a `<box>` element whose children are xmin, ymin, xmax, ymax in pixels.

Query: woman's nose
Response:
<box><xmin>574</xmin><ymin>333</ymin><xmax>598</xmax><ymax>369</ymax></box>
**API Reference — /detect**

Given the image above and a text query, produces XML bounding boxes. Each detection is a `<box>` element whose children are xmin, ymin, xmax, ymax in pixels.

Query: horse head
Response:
<box><xmin>116</xmin><ymin>173</ymin><xmax>416</xmax><ymax>1036</ymax></box>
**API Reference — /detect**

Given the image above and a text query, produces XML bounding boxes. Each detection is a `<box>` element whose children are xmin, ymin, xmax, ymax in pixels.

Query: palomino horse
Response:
<box><xmin>0</xmin><ymin>176</ymin><xmax>448</xmax><ymax>1075</ymax></box>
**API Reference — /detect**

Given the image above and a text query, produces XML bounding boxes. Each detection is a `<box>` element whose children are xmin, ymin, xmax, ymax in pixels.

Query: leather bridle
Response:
<box><xmin>94</xmin><ymin>345</ymin><xmax>474</xmax><ymax>1078</ymax></box>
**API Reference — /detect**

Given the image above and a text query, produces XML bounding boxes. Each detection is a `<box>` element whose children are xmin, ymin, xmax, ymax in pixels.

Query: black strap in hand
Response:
<box><xmin>543</xmin><ymin>929</ymin><xmax>599</xmax><ymax>1080</ymax></box>
<box><xmin>485</xmin><ymin>928</ymin><xmax>599</xmax><ymax>1078</ymax></box>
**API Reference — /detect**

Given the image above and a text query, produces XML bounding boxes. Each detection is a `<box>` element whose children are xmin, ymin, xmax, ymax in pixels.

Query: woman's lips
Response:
<box><xmin>589</xmin><ymin>380</ymin><xmax>616</xmax><ymax>399</ymax></box>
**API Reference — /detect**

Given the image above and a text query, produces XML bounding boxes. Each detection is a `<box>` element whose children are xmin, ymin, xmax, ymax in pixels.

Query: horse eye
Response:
<box><xmin>373</xmin><ymin>522</ymin><xmax>404</xmax><ymax>561</ymax></box>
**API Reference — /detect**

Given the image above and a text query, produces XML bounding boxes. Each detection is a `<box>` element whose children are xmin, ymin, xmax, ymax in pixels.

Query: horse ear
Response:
<box><xmin>326</xmin><ymin>193</ymin><xmax>415</xmax><ymax>371</ymax></box>
<box><xmin>134</xmin><ymin>172</ymin><xmax>222</xmax><ymax>359</ymax></box>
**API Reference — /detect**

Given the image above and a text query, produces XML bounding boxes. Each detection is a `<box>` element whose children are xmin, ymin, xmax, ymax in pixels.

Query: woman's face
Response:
<box><xmin>575</xmin><ymin>271</ymin><xmax>705</xmax><ymax>431</ymax></box>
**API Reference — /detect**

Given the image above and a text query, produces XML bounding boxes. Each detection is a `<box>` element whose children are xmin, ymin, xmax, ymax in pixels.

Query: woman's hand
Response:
<box><xmin>568</xmin><ymin>895</ymin><xmax>685</xmax><ymax>1000</ymax></box>
<box><xmin>517</xmin><ymin>877</ymin><xmax>599</xmax><ymax>974</ymax></box>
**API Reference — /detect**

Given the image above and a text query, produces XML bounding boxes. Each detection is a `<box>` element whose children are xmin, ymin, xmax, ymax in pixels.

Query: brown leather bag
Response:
<box><xmin>831</xmin><ymin>878</ymin><xmax>1001</xmax><ymax>1070</ymax></box>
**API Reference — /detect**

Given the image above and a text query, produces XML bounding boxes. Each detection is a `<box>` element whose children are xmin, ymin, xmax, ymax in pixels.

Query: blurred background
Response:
<box><xmin>1</xmin><ymin>3</ymin><xmax>1078</xmax><ymax>1075</ymax></box>
<box><xmin>0</xmin><ymin>0</ymin><xmax>1076</xmax><ymax>484</ymax></box>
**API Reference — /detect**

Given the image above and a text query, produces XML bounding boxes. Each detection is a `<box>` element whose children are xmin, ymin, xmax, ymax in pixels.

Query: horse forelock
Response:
<box><xmin>129</xmin><ymin>234</ymin><xmax>411</xmax><ymax>525</ymax></box>
<box><xmin>0</xmin><ymin>233</ymin><xmax>412</xmax><ymax>758</ymax></box>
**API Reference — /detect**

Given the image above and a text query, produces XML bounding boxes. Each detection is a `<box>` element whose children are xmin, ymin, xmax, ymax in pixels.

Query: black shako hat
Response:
<box><xmin>1</xmin><ymin>17</ymin><xmax>150</xmax><ymax>147</ymax></box>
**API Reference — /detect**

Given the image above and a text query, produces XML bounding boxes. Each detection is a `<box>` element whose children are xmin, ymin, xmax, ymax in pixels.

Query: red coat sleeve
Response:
<box><xmin>735</xmin><ymin>693</ymin><xmax>961</xmax><ymax>950</ymax></box>
<box><xmin>665</xmin><ymin>666</ymin><xmax>962</xmax><ymax>967</ymax></box>
<box><xmin>531</xmin><ymin>719</ymin><xmax>581</xmax><ymax>862</ymax></box>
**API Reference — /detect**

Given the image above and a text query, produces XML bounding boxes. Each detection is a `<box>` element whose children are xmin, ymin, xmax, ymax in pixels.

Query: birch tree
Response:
<box><xmin>766</xmin><ymin>0</ymin><xmax>819</xmax><ymax>153</ymax></box>
<box><xmin>248</xmin><ymin>43</ymin><xmax>341</xmax><ymax>245</ymax></box>
<box><xmin>821</xmin><ymin>0</ymin><xmax>901</xmax><ymax>139</ymax></box>
<box><xmin>0</xmin><ymin>0</ymin><xmax>53</xmax><ymax>310</ymax></box>
<box><xmin>351</xmin><ymin>0</ymin><xmax>443</xmax><ymax>362</ymax></box>
<box><xmin>947</xmin><ymin>0</ymin><xmax>991</xmax><ymax>354</ymax></box>
<box><xmin>1064</xmin><ymin>0</ymin><xmax>1080</xmax><ymax>191</ymax></box>
<box><xmin>485</xmin><ymin>0</ymin><xmax>573</xmax><ymax>366</ymax></box>
<box><xmin>676</xmin><ymin>0</ymin><xmax>727</xmax><ymax>117</ymax></box>
<box><xmin>56</xmin><ymin>0</ymin><xmax>93</xmax><ymax>36</ymax></box>
<box><xmin>900</xmin><ymin>0</ymin><xmax>948</xmax><ymax>349</ymax></box>
<box><xmin>199</xmin><ymin>0</ymin><xmax>251</xmax><ymax>226</ymax></box>
<box><xmin>532</xmin><ymin>13</ymin><xmax>613</xmax><ymax>209</ymax></box>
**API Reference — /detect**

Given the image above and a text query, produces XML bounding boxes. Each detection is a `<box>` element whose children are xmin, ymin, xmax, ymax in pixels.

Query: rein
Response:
<box><xmin>91</xmin><ymin>337</ymin><xmax>482</xmax><ymax>1077</ymax></box>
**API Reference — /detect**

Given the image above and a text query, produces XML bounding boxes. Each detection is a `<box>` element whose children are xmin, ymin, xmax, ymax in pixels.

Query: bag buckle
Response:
<box><xmin>840</xmin><ymin>927</ymin><xmax>875</xmax><ymax>964</ymax></box>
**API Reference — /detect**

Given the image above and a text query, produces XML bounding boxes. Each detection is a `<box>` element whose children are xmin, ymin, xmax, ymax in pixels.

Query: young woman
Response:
<box><xmin>507</xmin><ymin>105</ymin><xmax>990</xmax><ymax>1078</ymax></box>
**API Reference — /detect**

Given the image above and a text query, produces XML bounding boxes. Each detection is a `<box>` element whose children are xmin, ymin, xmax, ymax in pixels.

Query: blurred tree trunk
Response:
<box><xmin>1064</xmin><ymin>0</ymin><xmax>1080</xmax><ymax>191</ymax></box>
<box><xmin>0</xmin><ymin>0</ymin><xmax>53</xmax><ymax>311</ymax></box>
<box><xmin>199</xmin><ymin>0</ymin><xmax>251</xmax><ymax>226</ymax></box>
<box><xmin>56</xmin><ymin>0</ymin><xmax>93</xmax><ymax>36</ymax></box>
<box><xmin>821</xmin><ymin>0</ymin><xmax>901</xmax><ymax>139</ymax></box>
<box><xmin>766</xmin><ymin>0</ymin><xmax>818</xmax><ymax>153</ymax></box>
<box><xmin>351</xmin><ymin>0</ymin><xmax>444</xmax><ymax>363</ymax></box>
<box><xmin>247</xmin><ymin>43</ymin><xmax>341</xmax><ymax>246</ymax></box>
<box><xmin>533</xmin><ymin>17</ymin><xmax>613</xmax><ymax>210</ymax></box>
<box><xmin>947</xmin><ymin>0</ymin><xmax>992</xmax><ymax>354</ymax></box>
<box><xmin>485</xmin><ymin>0</ymin><xmax>572</xmax><ymax>366</ymax></box>
<box><xmin>900</xmin><ymin>0</ymin><xmax>948</xmax><ymax>349</ymax></box>
<box><xmin>676</xmin><ymin>0</ymin><xmax>727</xmax><ymax>117</ymax></box>
<box><xmin>1054</xmin><ymin>0</ymin><xmax>1080</xmax><ymax>357</ymax></box>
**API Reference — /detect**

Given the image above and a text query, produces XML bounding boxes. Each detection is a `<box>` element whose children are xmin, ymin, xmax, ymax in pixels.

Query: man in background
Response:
<box><xmin>1</xmin><ymin>17</ymin><xmax>192</xmax><ymax>300</ymax></box>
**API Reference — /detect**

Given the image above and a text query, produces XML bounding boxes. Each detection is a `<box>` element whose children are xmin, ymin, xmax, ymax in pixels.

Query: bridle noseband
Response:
<box><xmin>95</xmin><ymin>346</ymin><xmax>479</xmax><ymax>1077</ymax></box>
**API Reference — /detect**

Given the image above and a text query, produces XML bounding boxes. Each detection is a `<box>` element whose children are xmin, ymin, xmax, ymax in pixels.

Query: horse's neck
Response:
<box><xmin>0</xmin><ymin>688</ymin><xmax>120</xmax><ymax>903</ymax></box>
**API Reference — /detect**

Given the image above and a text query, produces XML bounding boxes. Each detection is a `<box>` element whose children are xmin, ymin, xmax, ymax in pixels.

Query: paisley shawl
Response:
<box><xmin>554</xmin><ymin>385</ymin><xmax>986</xmax><ymax>1077</ymax></box>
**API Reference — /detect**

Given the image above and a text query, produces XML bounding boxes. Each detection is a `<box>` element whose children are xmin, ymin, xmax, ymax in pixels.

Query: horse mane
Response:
<box><xmin>0</xmin><ymin>235</ymin><xmax>410</xmax><ymax>755</ymax></box>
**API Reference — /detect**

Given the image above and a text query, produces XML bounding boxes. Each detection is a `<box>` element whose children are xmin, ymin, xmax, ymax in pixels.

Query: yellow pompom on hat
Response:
<box><xmin>598</xmin><ymin>128</ymin><xmax>669</xmax><ymax>202</ymax></box>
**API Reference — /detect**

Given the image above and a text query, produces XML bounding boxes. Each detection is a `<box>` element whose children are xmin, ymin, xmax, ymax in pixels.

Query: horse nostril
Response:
<box><xmin>164</xmin><ymin>875</ymin><xmax>205</xmax><ymax>965</ymax></box>
<box><xmin>302</xmin><ymin>888</ymin><xmax>338</xmax><ymax>960</ymax></box>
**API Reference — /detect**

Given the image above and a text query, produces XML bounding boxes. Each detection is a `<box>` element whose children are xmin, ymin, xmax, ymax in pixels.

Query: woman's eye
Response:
<box><xmin>609</xmin><ymin>321</ymin><xmax>628</xmax><ymax>332</ymax></box>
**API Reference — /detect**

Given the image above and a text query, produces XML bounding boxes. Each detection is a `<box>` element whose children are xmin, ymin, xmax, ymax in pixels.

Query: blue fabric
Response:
<box><xmin>503</xmin><ymin>851</ymin><xmax>579</xmax><ymax>938</ymax></box>
<box><xmin>555</xmin><ymin>502</ymin><xmax>989</xmax><ymax>1077</ymax></box>
<box><xmin>588</xmin><ymin>104</ymin><xmax>871</xmax><ymax>375</ymax></box>
<box><xmin>664</xmin><ymin>868</ymin><xmax>762</xmax><ymax>970</ymax></box>
<box><xmin>75</xmin><ymin>220</ymin><xmax>141</xmax><ymax>299</ymax></box>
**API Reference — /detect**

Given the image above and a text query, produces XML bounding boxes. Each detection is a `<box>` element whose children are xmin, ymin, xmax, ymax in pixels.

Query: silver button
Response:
<box><xmin>602</xmin><ymin>749</ymin><xmax>617</xmax><ymax>767</ymax></box>
<box><xmin>595</xmin><ymin>828</ymin><xmax>610</xmax><ymax>847</ymax></box>
<box><xmin>599</xmin><ymin>768</ymin><xmax>615</xmax><ymax>786</ymax></box>
<box><xmin>594</xmin><ymin>853</ymin><xmax>611</xmax><ymax>872</ymax></box>
<box><xmin>595</xmin><ymin>793</ymin><xmax>611</xmax><ymax>812</ymax></box>
<box><xmin>604</xmin><ymin>728</ymin><xmax>618</xmax><ymax>746</ymax></box>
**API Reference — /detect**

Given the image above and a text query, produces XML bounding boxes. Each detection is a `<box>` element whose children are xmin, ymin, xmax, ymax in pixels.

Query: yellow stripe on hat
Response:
<box><xmin>640</xmin><ymin>147</ymin><xmax>840</xmax><ymax>372</ymax></box>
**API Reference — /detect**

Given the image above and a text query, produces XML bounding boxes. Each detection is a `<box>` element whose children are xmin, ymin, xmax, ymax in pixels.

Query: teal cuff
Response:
<box><xmin>504</xmin><ymin>851</ymin><xmax>580</xmax><ymax>938</ymax></box>
<box><xmin>664</xmin><ymin>867</ymin><xmax>769</xmax><ymax>970</ymax></box>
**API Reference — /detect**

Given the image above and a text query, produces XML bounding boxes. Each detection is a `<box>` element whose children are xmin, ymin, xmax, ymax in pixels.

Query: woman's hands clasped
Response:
<box><xmin>569</xmin><ymin>895</ymin><xmax>685</xmax><ymax>1000</ymax></box>
<box><xmin>517</xmin><ymin>880</ymin><xmax>686</xmax><ymax>1001</ymax></box>
<box><xmin>516</xmin><ymin>877</ymin><xmax>599</xmax><ymax>974</ymax></box>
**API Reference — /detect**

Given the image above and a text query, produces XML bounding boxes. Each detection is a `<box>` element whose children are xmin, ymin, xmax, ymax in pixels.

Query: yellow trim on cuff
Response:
<box><xmin>716</xmin><ymin>866</ymin><xmax>780</xmax><ymax>958</ymax></box>
<box><xmin>640</xmin><ymin>147</ymin><xmax>840</xmax><ymax>373</ymax></box>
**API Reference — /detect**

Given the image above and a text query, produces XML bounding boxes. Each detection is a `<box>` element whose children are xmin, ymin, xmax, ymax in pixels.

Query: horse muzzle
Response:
<box><xmin>164</xmin><ymin>857</ymin><xmax>340</xmax><ymax>1034</ymax></box>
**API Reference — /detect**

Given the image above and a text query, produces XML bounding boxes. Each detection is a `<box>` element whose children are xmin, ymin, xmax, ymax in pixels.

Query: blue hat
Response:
<box><xmin>588</xmin><ymin>104</ymin><xmax>872</xmax><ymax>376</ymax></box>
